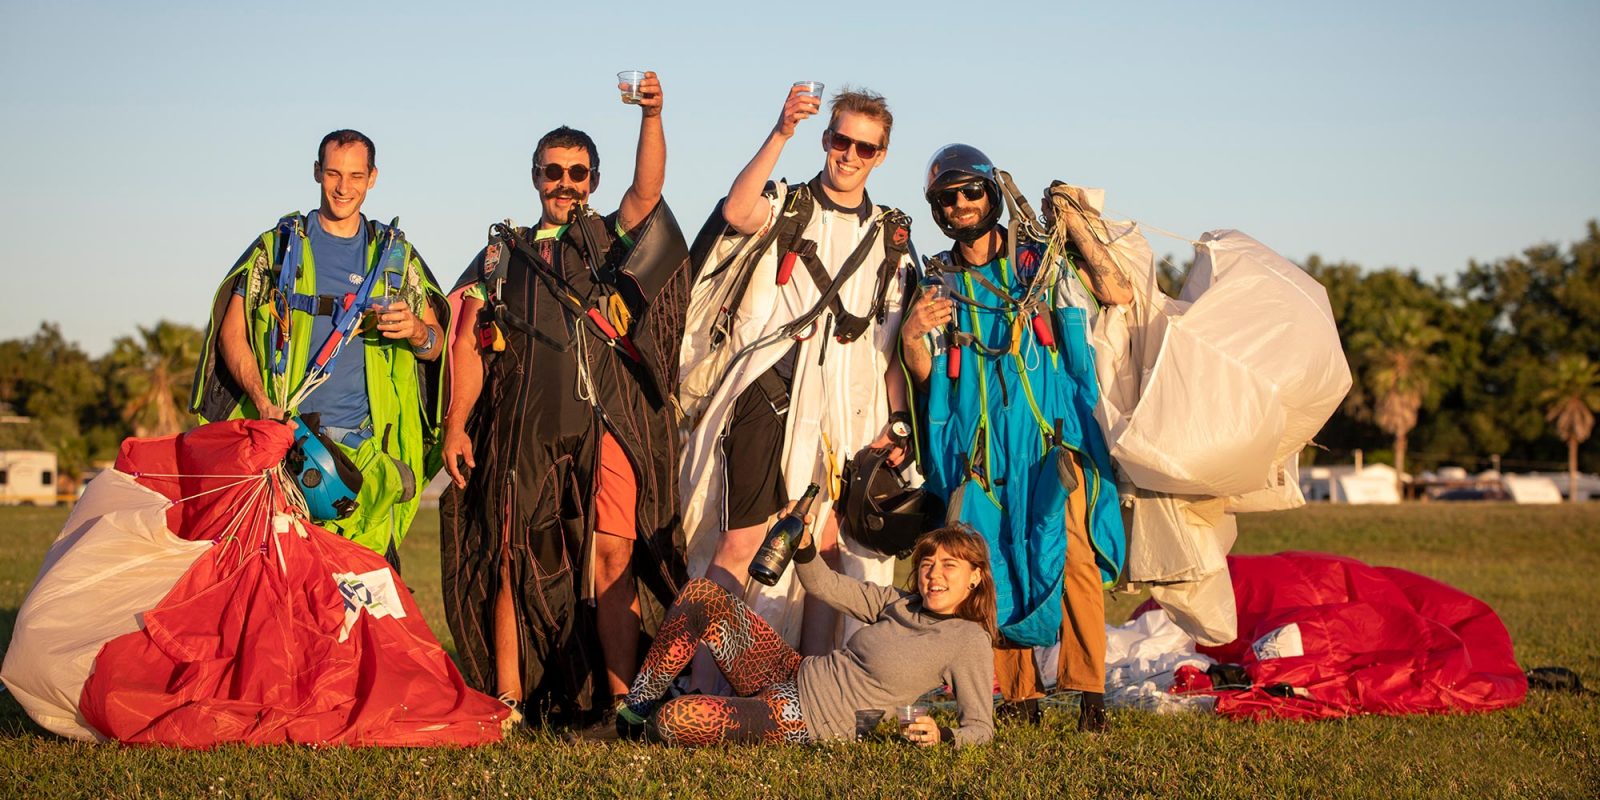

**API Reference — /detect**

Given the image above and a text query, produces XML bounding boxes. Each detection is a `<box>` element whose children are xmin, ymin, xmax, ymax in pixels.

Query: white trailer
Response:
<box><xmin>0</xmin><ymin>450</ymin><xmax>59</xmax><ymax>506</ymax></box>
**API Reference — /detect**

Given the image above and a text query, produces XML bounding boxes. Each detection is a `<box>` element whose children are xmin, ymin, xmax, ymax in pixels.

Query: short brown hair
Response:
<box><xmin>827</xmin><ymin>88</ymin><xmax>894</xmax><ymax>147</ymax></box>
<box><xmin>533</xmin><ymin>125</ymin><xmax>599</xmax><ymax>172</ymax></box>
<box><xmin>317</xmin><ymin>129</ymin><xmax>375</xmax><ymax>170</ymax></box>
<box><xmin>908</xmin><ymin>525</ymin><xmax>998</xmax><ymax>643</ymax></box>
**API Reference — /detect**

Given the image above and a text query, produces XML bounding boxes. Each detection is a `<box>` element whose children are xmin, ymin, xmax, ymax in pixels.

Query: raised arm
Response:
<box><xmin>1049</xmin><ymin>183</ymin><xmax>1133</xmax><ymax>306</ymax></box>
<box><xmin>792</xmin><ymin>530</ymin><xmax>901</xmax><ymax>623</ymax></box>
<box><xmin>722</xmin><ymin>86</ymin><xmax>820</xmax><ymax>235</ymax></box>
<box><xmin>618</xmin><ymin>71</ymin><xmax>665</xmax><ymax>232</ymax></box>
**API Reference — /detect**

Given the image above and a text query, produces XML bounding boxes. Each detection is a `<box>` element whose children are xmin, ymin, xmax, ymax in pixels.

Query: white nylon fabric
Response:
<box><xmin>1084</xmin><ymin>199</ymin><xmax>1349</xmax><ymax>644</ymax></box>
<box><xmin>678</xmin><ymin>183</ymin><xmax>911</xmax><ymax>644</ymax></box>
<box><xmin>1</xmin><ymin>471</ymin><xmax>210</xmax><ymax>740</ymax></box>
<box><xmin>1110</xmin><ymin>230</ymin><xmax>1350</xmax><ymax>497</ymax></box>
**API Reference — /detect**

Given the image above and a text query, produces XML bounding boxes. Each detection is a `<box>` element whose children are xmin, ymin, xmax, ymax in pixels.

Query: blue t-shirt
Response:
<box><xmin>297</xmin><ymin>211</ymin><xmax>371</xmax><ymax>429</ymax></box>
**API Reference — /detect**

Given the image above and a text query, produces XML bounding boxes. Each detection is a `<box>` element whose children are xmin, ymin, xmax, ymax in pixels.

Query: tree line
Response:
<box><xmin>3</xmin><ymin>222</ymin><xmax>1596</xmax><ymax>493</ymax></box>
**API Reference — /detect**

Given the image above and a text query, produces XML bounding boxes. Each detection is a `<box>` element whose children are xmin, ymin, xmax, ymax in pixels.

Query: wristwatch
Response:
<box><xmin>411</xmin><ymin>325</ymin><xmax>438</xmax><ymax>354</ymax></box>
<box><xmin>887</xmin><ymin>411</ymin><xmax>912</xmax><ymax>443</ymax></box>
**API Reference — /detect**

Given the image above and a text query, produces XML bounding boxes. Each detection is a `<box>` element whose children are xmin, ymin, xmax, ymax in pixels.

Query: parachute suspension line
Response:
<box><xmin>211</xmin><ymin>473</ymin><xmax>273</xmax><ymax>565</ymax></box>
<box><xmin>285</xmin><ymin>372</ymin><xmax>331</xmax><ymax>414</ymax></box>
<box><xmin>162</xmin><ymin>473</ymin><xmax>271</xmax><ymax>507</ymax></box>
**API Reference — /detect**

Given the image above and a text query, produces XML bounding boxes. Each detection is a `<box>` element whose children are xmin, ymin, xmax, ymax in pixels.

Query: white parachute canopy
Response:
<box><xmin>1</xmin><ymin>471</ymin><xmax>210</xmax><ymax>741</ymax></box>
<box><xmin>1106</xmin><ymin>230</ymin><xmax>1351</xmax><ymax>499</ymax></box>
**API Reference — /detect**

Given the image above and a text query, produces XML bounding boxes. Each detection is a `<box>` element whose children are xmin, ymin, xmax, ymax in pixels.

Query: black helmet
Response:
<box><xmin>838</xmin><ymin>445</ymin><xmax>946</xmax><ymax>558</ymax></box>
<box><xmin>924</xmin><ymin>143</ymin><xmax>1002</xmax><ymax>244</ymax></box>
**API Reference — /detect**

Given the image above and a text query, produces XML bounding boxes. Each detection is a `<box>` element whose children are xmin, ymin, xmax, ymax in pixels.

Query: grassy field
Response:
<box><xmin>1</xmin><ymin>503</ymin><xmax>1597</xmax><ymax>799</ymax></box>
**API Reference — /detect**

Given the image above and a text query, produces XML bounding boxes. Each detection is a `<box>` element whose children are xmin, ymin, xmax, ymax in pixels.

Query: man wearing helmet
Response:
<box><xmin>900</xmin><ymin>144</ymin><xmax>1130</xmax><ymax>732</ymax></box>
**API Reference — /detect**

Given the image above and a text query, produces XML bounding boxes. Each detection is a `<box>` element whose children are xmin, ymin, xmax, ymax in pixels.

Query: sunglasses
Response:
<box><xmin>825</xmin><ymin>129</ymin><xmax>884</xmax><ymax>160</ymax></box>
<box><xmin>535</xmin><ymin>163</ymin><xmax>591</xmax><ymax>183</ymax></box>
<box><xmin>933</xmin><ymin>182</ymin><xmax>987</xmax><ymax>207</ymax></box>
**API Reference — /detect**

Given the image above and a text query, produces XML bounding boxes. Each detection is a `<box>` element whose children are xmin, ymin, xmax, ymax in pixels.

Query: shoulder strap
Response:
<box><xmin>709</xmin><ymin>181</ymin><xmax>813</xmax><ymax>350</ymax></box>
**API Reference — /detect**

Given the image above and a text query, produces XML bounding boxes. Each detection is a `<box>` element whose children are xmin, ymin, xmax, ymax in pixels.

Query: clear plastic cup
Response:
<box><xmin>618</xmin><ymin>70</ymin><xmax>645</xmax><ymax>104</ymax></box>
<box><xmin>854</xmin><ymin>709</ymin><xmax>885</xmax><ymax>740</ymax></box>
<box><xmin>895</xmin><ymin>703</ymin><xmax>930</xmax><ymax>729</ymax></box>
<box><xmin>793</xmin><ymin>81</ymin><xmax>824</xmax><ymax>99</ymax></box>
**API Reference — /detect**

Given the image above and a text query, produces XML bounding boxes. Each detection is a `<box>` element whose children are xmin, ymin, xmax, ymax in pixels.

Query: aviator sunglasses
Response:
<box><xmin>933</xmin><ymin>182</ymin><xmax>987</xmax><ymax>207</ymax></box>
<box><xmin>825</xmin><ymin>129</ymin><xmax>883</xmax><ymax>160</ymax></box>
<box><xmin>535</xmin><ymin>163</ymin><xmax>592</xmax><ymax>183</ymax></box>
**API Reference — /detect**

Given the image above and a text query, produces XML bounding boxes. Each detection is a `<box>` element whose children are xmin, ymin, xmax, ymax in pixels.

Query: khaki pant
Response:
<box><xmin>994</xmin><ymin>451</ymin><xmax>1106</xmax><ymax>698</ymax></box>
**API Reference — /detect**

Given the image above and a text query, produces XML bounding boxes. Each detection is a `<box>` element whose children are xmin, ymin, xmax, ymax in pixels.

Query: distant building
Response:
<box><xmin>0</xmin><ymin>450</ymin><xmax>59</xmax><ymax>506</ymax></box>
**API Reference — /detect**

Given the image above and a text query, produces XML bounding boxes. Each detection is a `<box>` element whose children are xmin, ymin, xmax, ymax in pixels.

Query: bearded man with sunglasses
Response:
<box><xmin>677</xmin><ymin>87</ymin><xmax>916</xmax><ymax>685</ymax></box>
<box><xmin>899</xmin><ymin>144</ymin><xmax>1130</xmax><ymax>733</ymax></box>
<box><xmin>439</xmin><ymin>73</ymin><xmax>693</xmax><ymax>732</ymax></box>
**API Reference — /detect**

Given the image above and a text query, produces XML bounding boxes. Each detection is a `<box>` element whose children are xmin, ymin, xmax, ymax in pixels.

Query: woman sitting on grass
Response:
<box><xmin>614</xmin><ymin>525</ymin><xmax>997</xmax><ymax>747</ymax></box>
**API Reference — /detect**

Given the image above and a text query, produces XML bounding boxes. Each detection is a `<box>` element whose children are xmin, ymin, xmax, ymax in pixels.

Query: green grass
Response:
<box><xmin>2</xmin><ymin>503</ymin><xmax>1597</xmax><ymax>799</ymax></box>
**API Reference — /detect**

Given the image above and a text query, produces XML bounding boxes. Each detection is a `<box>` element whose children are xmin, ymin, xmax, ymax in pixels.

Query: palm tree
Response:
<box><xmin>108</xmin><ymin>321</ymin><xmax>202</xmax><ymax>438</ymax></box>
<box><xmin>1348</xmin><ymin>307</ymin><xmax>1444</xmax><ymax>496</ymax></box>
<box><xmin>1539</xmin><ymin>354</ymin><xmax>1600</xmax><ymax>502</ymax></box>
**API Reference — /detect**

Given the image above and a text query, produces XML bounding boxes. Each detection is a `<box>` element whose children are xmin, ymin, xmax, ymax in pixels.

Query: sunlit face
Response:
<box><xmin>917</xmin><ymin>545</ymin><xmax>980</xmax><ymax>616</ymax></box>
<box><xmin>820</xmin><ymin>111</ymin><xmax>887</xmax><ymax>197</ymax></box>
<box><xmin>313</xmin><ymin>142</ymin><xmax>376</xmax><ymax>224</ymax></box>
<box><xmin>533</xmin><ymin>145</ymin><xmax>596</xmax><ymax>227</ymax></box>
<box><xmin>939</xmin><ymin>182</ymin><xmax>992</xmax><ymax>233</ymax></box>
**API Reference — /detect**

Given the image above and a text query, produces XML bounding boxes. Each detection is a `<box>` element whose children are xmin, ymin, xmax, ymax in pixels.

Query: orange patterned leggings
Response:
<box><xmin>624</xmin><ymin>578</ymin><xmax>810</xmax><ymax>745</ymax></box>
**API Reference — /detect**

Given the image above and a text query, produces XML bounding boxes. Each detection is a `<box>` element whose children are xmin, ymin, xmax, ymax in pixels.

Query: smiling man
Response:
<box><xmin>191</xmin><ymin>129</ymin><xmax>448</xmax><ymax>569</ymax></box>
<box><xmin>677</xmin><ymin>87</ymin><xmax>916</xmax><ymax>685</ymax></box>
<box><xmin>439</xmin><ymin>73</ymin><xmax>693</xmax><ymax>734</ymax></box>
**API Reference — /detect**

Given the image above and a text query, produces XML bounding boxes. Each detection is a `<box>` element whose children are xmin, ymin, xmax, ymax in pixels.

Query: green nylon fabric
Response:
<box><xmin>198</xmin><ymin>212</ymin><xmax>445</xmax><ymax>555</ymax></box>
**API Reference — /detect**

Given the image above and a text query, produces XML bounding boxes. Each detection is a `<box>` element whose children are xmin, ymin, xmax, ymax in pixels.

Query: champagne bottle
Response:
<box><xmin>748</xmin><ymin>484</ymin><xmax>821</xmax><ymax>586</ymax></box>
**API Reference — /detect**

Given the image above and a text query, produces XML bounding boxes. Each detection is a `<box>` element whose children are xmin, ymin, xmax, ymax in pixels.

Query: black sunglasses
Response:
<box><xmin>933</xmin><ymin>182</ymin><xmax>987</xmax><ymax>207</ymax></box>
<box><xmin>535</xmin><ymin>163</ymin><xmax>591</xmax><ymax>183</ymax></box>
<box><xmin>825</xmin><ymin>129</ymin><xmax>883</xmax><ymax>160</ymax></box>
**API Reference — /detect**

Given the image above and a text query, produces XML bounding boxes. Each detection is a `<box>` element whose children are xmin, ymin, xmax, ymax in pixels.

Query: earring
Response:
<box><xmin>969</xmin><ymin>580</ymin><xmax>979</xmax><ymax>589</ymax></box>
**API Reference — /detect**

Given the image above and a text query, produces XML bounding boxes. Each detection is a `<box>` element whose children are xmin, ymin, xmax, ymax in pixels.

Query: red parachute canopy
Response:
<box><xmin>1156</xmin><ymin>551</ymin><xmax>1526</xmax><ymax>720</ymax></box>
<box><xmin>76</xmin><ymin>420</ymin><xmax>505</xmax><ymax>746</ymax></box>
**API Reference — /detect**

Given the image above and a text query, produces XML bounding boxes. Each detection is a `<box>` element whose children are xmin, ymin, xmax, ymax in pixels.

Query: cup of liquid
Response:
<box><xmin>618</xmin><ymin>70</ymin><xmax>646</xmax><ymax>104</ymax></box>
<box><xmin>895</xmin><ymin>703</ymin><xmax>930</xmax><ymax>732</ymax></box>
<box><xmin>854</xmin><ymin>709</ymin><xmax>886</xmax><ymax>741</ymax></box>
<box><xmin>793</xmin><ymin>81</ymin><xmax>824</xmax><ymax>99</ymax></box>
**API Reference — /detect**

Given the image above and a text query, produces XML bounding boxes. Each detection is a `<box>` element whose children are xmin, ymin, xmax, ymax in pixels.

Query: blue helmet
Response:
<box><xmin>286</xmin><ymin>415</ymin><xmax>362</xmax><ymax>522</ymax></box>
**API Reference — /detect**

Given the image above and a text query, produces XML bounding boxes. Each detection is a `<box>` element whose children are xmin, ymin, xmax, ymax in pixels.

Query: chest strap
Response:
<box><xmin>791</xmin><ymin>209</ymin><xmax>911</xmax><ymax>343</ymax></box>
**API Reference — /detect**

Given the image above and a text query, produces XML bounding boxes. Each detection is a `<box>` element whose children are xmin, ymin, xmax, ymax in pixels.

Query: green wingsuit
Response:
<box><xmin>190</xmin><ymin>212</ymin><xmax>449</xmax><ymax>561</ymax></box>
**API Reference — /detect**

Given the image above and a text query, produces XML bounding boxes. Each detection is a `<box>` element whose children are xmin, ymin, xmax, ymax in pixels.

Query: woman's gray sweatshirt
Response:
<box><xmin>792</xmin><ymin>551</ymin><xmax>995</xmax><ymax>748</ymax></box>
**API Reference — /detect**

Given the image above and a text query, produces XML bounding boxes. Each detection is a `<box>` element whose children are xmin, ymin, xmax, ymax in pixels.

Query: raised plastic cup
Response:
<box><xmin>854</xmin><ymin>708</ymin><xmax>886</xmax><ymax>740</ymax></box>
<box><xmin>793</xmin><ymin>81</ymin><xmax>824</xmax><ymax>99</ymax></box>
<box><xmin>618</xmin><ymin>70</ymin><xmax>645</xmax><ymax>104</ymax></box>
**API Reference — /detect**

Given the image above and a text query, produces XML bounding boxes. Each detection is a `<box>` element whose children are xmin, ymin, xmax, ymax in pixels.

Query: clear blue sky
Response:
<box><xmin>2</xmin><ymin>0</ymin><xmax>1596</xmax><ymax>355</ymax></box>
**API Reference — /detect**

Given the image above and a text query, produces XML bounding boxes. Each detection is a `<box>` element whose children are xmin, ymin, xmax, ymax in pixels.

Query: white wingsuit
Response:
<box><xmin>678</xmin><ymin>180</ymin><xmax>913</xmax><ymax>646</ymax></box>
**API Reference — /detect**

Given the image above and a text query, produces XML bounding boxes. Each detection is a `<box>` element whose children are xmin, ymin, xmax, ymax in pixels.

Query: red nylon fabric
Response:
<box><xmin>80</xmin><ymin>420</ymin><xmax>506</xmax><ymax>746</ymax></box>
<box><xmin>1152</xmin><ymin>552</ymin><xmax>1527</xmax><ymax>720</ymax></box>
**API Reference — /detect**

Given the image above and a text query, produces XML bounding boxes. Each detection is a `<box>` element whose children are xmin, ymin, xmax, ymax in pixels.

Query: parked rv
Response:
<box><xmin>0</xmin><ymin>450</ymin><xmax>59</xmax><ymax>506</ymax></box>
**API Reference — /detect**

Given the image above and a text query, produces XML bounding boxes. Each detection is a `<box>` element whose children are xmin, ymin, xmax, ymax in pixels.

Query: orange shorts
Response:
<box><xmin>595</xmin><ymin>431</ymin><xmax>638</xmax><ymax>540</ymax></box>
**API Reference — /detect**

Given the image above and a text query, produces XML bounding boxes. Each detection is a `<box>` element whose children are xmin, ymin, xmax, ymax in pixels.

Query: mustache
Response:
<box><xmin>549</xmin><ymin>188</ymin><xmax>585</xmax><ymax>201</ymax></box>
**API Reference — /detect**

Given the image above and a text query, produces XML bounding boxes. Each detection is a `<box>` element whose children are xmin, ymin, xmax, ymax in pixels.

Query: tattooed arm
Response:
<box><xmin>1049</xmin><ymin>183</ymin><xmax>1134</xmax><ymax>306</ymax></box>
